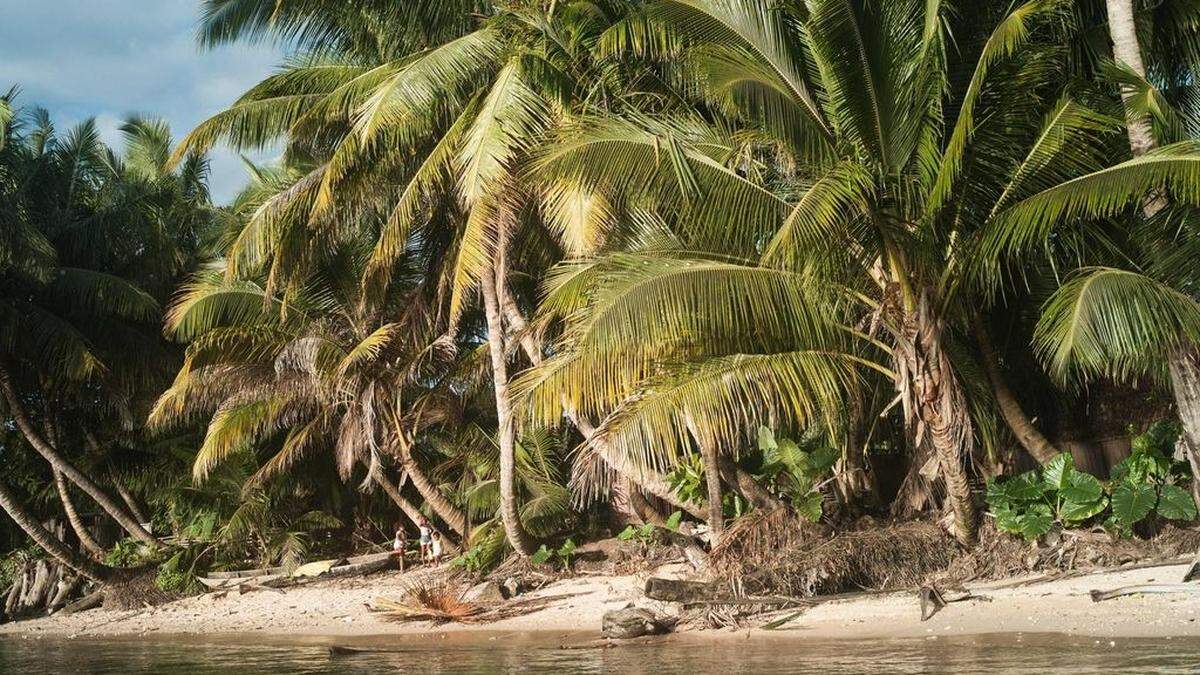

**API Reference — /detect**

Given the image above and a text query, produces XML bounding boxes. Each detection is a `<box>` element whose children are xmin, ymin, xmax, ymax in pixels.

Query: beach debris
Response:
<box><xmin>644</xmin><ymin>577</ymin><xmax>714</xmax><ymax>603</ymax></box>
<box><xmin>59</xmin><ymin>589</ymin><xmax>105</xmax><ymax>615</ymax></box>
<box><xmin>501</xmin><ymin>577</ymin><xmax>523</xmax><ymax>598</ymax></box>
<box><xmin>463</xmin><ymin>580</ymin><xmax>506</xmax><ymax>603</ymax></box>
<box><xmin>919</xmin><ymin>586</ymin><xmax>984</xmax><ymax>621</ymax></box>
<box><xmin>237</xmin><ymin>582</ymin><xmax>286</xmax><ymax>596</ymax></box>
<box><xmin>760</xmin><ymin>609</ymin><xmax>806</xmax><ymax>630</ymax></box>
<box><xmin>1089</xmin><ymin>584</ymin><xmax>1200</xmax><ymax>602</ymax></box>
<box><xmin>1182</xmin><ymin>557</ymin><xmax>1200</xmax><ymax>583</ymax></box>
<box><xmin>601</xmin><ymin>605</ymin><xmax>675</xmax><ymax>639</ymax></box>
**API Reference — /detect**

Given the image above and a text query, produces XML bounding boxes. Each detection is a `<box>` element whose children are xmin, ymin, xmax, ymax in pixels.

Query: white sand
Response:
<box><xmin>4</xmin><ymin>561</ymin><xmax>1200</xmax><ymax>641</ymax></box>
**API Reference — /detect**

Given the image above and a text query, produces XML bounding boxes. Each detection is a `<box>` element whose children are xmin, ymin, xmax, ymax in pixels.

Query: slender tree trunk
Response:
<box><xmin>115</xmin><ymin>483</ymin><xmax>149</xmax><ymax>527</ymax></box>
<box><xmin>1167</xmin><ymin>349</ymin><xmax>1200</xmax><ymax>508</ymax></box>
<box><xmin>480</xmin><ymin>263</ymin><xmax>538</xmax><ymax>556</ymax></box>
<box><xmin>974</xmin><ymin>321</ymin><xmax>1060</xmax><ymax>465</ymax></box>
<box><xmin>834</xmin><ymin>391</ymin><xmax>880</xmax><ymax>508</ymax></box>
<box><xmin>716</xmin><ymin>454</ymin><xmax>786</xmax><ymax>513</ymax></box>
<box><xmin>372</xmin><ymin>471</ymin><xmax>453</xmax><ymax>542</ymax></box>
<box><xmin>393</xmin><ymin>432</ymin><xmax>468</xmax><ymax>538</ymax></box>
<box><xmin>0</xmin><ymin>363</ymin><xmax>157</xmax><ymax>548</ymax></box>
<box><xmin>54</xmin><ymin>471</ymin><xmax>106</xmax><ymax>560</ymax></box>
<box><xmin>685</xmin><ymin>418</ymin><xmax>724</xmax><ymax>542</ymax></box>
<box><xmin>0</xmin><ymin>480</ymin><xmax>108</xmax><ymax>583</ymax></box>
<box><xmin>893</xmin><ymin>294</ymin><xmax>979</xmax><ymax>547</ymax></box>
<box><xmin>1105</xmin><ymin>0</ymin><xmax>1156</xmax><ymax>157</ymax></box>
<box><xmin>499</xmin><ymin>293</ymin><xmax>709</xmax><ymax>520</ymax></box>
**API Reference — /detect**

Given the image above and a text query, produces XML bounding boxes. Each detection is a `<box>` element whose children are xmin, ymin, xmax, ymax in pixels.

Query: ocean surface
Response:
<box><xmin>2</xmin><ymin>631</ymin><xmax>1199</xmax><ymax>673</ymax></box>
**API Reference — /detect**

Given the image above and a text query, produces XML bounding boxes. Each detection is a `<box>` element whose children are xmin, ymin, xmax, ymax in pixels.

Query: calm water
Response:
<box><xmin>2</xmin><ymin>632</ymin><xmax>1200</xmax><ymax>673</ymax></box>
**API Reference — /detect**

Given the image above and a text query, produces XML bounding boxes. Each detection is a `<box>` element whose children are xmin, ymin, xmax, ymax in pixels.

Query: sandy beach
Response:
<box><xmin>4</xmin><ymin>558</ymin><xmax>1200</xmax><ymax>643</ymax></box>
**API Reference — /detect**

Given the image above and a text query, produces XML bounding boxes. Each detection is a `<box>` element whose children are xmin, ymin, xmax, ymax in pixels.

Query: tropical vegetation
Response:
<box><xmin>4</xmin><ymin>0</ymin><xmax>1200</xmax><ymax>608</ymax></box>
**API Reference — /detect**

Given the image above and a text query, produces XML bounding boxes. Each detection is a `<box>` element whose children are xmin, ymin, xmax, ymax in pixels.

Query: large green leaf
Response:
<box><xmin>796</xmin><ymin>491</ymin><xmax>823</xmax><ymax>522</ymax></box>
<box><xmin>1043</xmin><ymin>453</ymin><xmax>1073</xmax><ymax>490</ymax></box>
<box><xmin>1111</xmin><ymin>482</ymin><xmax>1157</xmax><ymax>525</ymax></box>
<box><xmin>1003</xmin><ymin>471</ymin><xmax>1046</xmax><ymax>501</ymax></box>
<box><xmin>1060</xmin><ymin>470</ymin><xmax>1103</xmax><ymax>503</ymax></box>
<box><xmin>1157</xmin><ymin>484</ymin><xmax>1198</xmax><ymax>521</ymax></box>
<box><xmin>1059</xmin><ymin>496</ymin><xmax>1106</xmax><ymax>524</ymax></box>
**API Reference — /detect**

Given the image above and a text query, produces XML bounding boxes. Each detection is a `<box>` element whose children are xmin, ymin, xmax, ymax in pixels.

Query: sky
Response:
<box><xmin>0</xmin><ymin>0</ymin><xmax>284</xmax><ymax>203</ymax></box>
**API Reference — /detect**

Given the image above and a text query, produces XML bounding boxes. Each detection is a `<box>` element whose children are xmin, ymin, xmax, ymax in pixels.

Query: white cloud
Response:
<box><xmin>0</xmin><ymin>0</ymin><xmax>282</xmax><ymax>203</ymax></box>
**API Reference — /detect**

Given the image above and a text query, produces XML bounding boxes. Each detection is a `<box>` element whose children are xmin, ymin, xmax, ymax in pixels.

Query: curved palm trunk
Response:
<box><xmin>0</xmin><ymin>480</ymin><xmax>109</xmax><ymax>583</ymax></box>
<box><xmin>393</xmin><ymin>433</ymin><xmax>467</xmax><ymax>539</ymax></box>
<box><xmin>0</xmin><ymin>363</ymin><xmax>157</xmax><ymax>548</ymax></box>
<box><xmin>894</xmin><ymin>295</ymin><xmax>979</xmax><ymax>547</ymax></box>
<box><xmin>716</xmin><ymin>454</ymin><xmax>786</xmax><ymax>513</ymax></box>
<box><xmin>974</xmin><ymin>322</ymin><xmax>1060</xmax><ymax>466</ymax></box>
<box><xmin>115</xmin><ymin>483</ymin><xmax>149</xmax><ymax>527</ymax></box>
<box><xmin>1167</xmin><ymin>350</ymin><xmax>1200</xmax><ymax>508</ymax></box>
<box><xmin>499</xmin><ymin>294</ymin><xmax>709</xmax><ymax>521</ymax></box>
<box><xmin>1104</xmin><ymin>0</ymin><xmax>1156</xmax><ymax>157</ymax></box>
<box><xmin>54</xmin><ymin>471</ymin><xmax>106</xmax><ymax>560</ymax></box>
<box><xmin>686</xmin><ymin>418</ymin><xmax>724</xmax><ymax>542</ymax></box>
<box><xmin>480</xmin><ymin>265</ymin><xmax>538</xmax><ymax>556</ymax></box>
<box><xmin>372</xmin><ymin>471</ymin><xmax>452</xmax><ymax>542</ymax></box>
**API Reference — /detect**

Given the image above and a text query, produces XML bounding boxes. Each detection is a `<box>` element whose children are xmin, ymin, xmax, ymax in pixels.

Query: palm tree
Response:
<box><xmin>516</xmin><ymin>0</ymin><xmax>1200</xmax><ymax>546</ymax></box>
<box><xmin>176</xmin><ymin>0</ymin><xmax>695</xmax><ymax>554</ymax></box>
<box><xmin>0</xmin><ymin>105</ymin><xmax>208</xmax><ymax>549</ymax></box>
<box><xmin>149</xmin><ymin>165</ymin><xmax>470</xmax><ymax>541</ymax></box>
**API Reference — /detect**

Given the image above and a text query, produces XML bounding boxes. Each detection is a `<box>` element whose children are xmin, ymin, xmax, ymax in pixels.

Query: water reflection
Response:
<box><xmin>2</xmin><ymin>632</ymin><xmax>1199</xmax><ymax>674</ymax></box>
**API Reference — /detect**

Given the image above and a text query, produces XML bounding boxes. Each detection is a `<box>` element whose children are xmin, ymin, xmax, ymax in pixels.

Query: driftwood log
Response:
<box><xmin>1089</xmin><ymin>584</ymin><xmax>1200</xmax><ymax>602</ymax></box>
<box><xmin>2</xmin><ymin>558</ymin><xmax>90</xmax><ymax>621</ymax></box>
<box><xmin>643</xmin><ymin>578</ymin><xmax>715</xmax><ymax>603</ymax></box>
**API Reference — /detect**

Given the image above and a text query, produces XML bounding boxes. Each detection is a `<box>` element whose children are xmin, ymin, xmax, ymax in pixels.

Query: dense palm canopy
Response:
<box><xmin>4</xmin><ymin>0</ymin><xmax>1200</xmax><ymax>597</ymax></box>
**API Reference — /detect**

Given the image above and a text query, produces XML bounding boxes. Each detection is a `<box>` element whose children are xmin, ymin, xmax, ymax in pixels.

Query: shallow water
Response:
<box><xmin>2</xmin><ymin>632</ymin><xmax>1200</xmax><ymax>674</ymax></box>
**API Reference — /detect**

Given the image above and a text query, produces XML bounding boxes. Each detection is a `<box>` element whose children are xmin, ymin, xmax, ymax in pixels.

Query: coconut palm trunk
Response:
<box><xmin>54</xmin><ymin>471</ymin><xmax>106</xmax><ymax>560</ymax></box>
<box><xmin>685</xmin><ymin>417</ymin><xmax>724</xmax><ymax>542</ymax></box>
<box><xmin>115</xmin><ymin>483</ymin><xmax>149</xmax><ymax>527</ymax></box>
<box><xmin>1104</xmin><ymin>0</ymin><xmax>1156</xmax><ymax>157</ymax></box>
<box><xmin>1167</xmin><ymin>350</ymin><xmax>1200</xmax><ymax>506</ymax></box>
<box><xmin>974</xmin><ymin>322</ymin><xmax>1060</xmax><ymax>466</ymax></box>
<box><xmin>479</xmin><ymin>263</ymin><xmax>538</xmax><ymax>556</ymax></box>
<box><xmin>893</xmin><ymin>294</ymin><xmax>979</xmax><ymax>547</ymax></box>
<box><xmin>371</xmin><ymin>471</ymin><xmax>452</xmax><ymax>541</ymax></box>
<box><xmin>0</xmin><ymin>363</ymin><xmax>157</xmax><ymax>548</ymax></box>
<box><xmin>0</xmin><ymin>479</ymin><xmax>109</xmax><ymax>583</ymax></box>
<box><xmin>392</xmin><ymin>431</ymin><xmax>467</xmax><ymax>539</ymax></box>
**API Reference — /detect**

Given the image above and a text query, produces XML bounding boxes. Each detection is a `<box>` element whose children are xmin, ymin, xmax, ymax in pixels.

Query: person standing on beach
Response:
<box><xmin>430</xmin><ymin>532</ymin><xmax>443</xmax><ymax>564</ymax></box>
<box><xmin>392</xmin><ymin>527</ymin><xmax>407</xmax><ymax>571</ymax></box>
<box><xmin>418</xmin><ymin>518</ymin><xmax>432</xmax><ymax>562</ymax></box>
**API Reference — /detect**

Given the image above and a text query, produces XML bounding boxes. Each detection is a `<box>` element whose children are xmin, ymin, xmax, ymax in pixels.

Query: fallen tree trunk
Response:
<box><xmin>1089</xmin><ymin>583</ymin><xmax>1200</xmax><ymax>602</ymax></box>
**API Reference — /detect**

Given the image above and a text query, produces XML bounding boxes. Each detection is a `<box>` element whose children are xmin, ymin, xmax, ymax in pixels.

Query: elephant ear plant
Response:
<box><xmin>986</xmin><ymin>422</ymin><xmax>1198</xmax><ymax>540</ymax></box>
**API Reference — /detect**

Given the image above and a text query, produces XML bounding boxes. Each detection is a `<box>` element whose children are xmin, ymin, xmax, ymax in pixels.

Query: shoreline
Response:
<box><xmin>5</xmin><ymin>561</ymin><xmax>1200</xmax><ymax>643</ymax></box>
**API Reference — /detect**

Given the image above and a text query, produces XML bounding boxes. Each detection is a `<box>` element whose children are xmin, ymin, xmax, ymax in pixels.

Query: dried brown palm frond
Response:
<box><xmin>372</xmin><ymin>572</ymin><xmax>584</xmax><ymax>625</ymax></box>
<box><xmin>712</xmin><ymin>511</ymin><xmax>953</xmax><ymax>598</ymax></box>
<box><xmin>373</xmin><ymin>575</ymin><xmax>482</xmax><ymax>625</ymax></box>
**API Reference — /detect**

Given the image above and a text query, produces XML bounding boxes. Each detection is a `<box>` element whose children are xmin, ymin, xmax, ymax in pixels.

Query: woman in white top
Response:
<box><xmin>418</xmin><ymin>520</ymin><xmax>432</xmax><ymax>562</ymax></box>
<box><xmin>392</xmin><ymin>528</ymin><xmax>407</xmax><ymax>570</ymax></box>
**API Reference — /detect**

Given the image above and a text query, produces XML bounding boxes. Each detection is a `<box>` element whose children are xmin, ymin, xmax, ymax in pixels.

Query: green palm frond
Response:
<box><xmin>981</xmin><ymin>141</ymin><xmax>1200</xmax><ymax>262</ymax></box>
<box><xmin>1034</xmin><ymin>267</ymin><xmax>1200</xmax><ymax>385</ymax></box>
<box><xmin>929</xmin><ymin>0</ymin><xmax>1071</xmax><ymax>208</ymax></box>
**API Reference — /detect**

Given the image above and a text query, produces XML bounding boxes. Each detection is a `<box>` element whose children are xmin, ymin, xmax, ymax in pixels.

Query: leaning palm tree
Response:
<box><xmin>0</xmin><ymin>105</ymin><xmax>213</xmax><ymax>550</ymax></box>
<box><xmin>149</xmin><ymin>168</ymin><xmax>470</xmax><ymax>541</ymax></box>
<box><xmin>515</xmin><ymin>0</ymin><xmax>1200</xmax><ymax>546</ymax></box>
<box><xmin>176</xmin><ymin>0</ymin><xmax>696</xmax><ymax>554</ymax></box>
